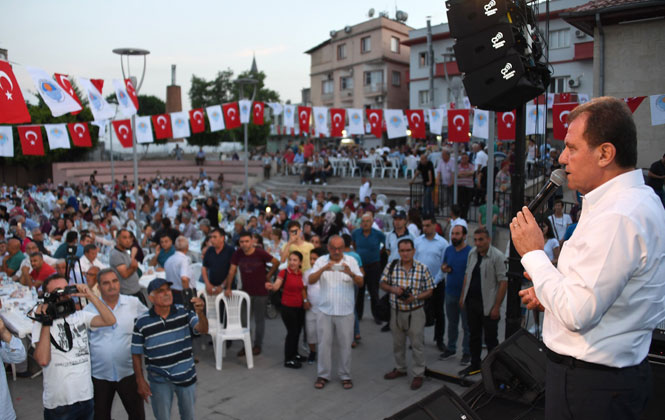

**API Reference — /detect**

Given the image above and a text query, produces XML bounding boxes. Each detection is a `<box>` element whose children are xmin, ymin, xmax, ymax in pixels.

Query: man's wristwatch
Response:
<box><xmin>303</xmin><ymin>299</ymin><xmax>309</xmax><ymax>303</ymax></box>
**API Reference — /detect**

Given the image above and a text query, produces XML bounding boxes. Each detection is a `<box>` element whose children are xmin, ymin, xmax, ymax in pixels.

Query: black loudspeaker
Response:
<box><xmin>385</xmin><ymin>386</ymin><xmax>482</xmax><ymax>420</ymax></box>
<box><xmin>447</xmin><ymin>0</ymin><xmax>509</xmax><ymax>38</ymax></box>
<box><xmin>480</xmin><ymin>328</ymin><xmax>547</xmax><ymax>405</ymax></box>
<box><xmin>463</xmin><ymin>381</ymin><xmax>545</xmax><ymax>420</ymax></box>
<box><xmin>454</xmin><ymin>23</ymin><xmax>516</xmax><ymax>72</ymax></box>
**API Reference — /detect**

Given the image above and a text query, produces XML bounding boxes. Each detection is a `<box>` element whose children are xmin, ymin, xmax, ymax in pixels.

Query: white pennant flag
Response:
<box><xmin>313</xmin><ymin>106</ymin><xmax>329</xmax><ymax>136</ymax></box>
<box><xmin>0</xmin><ymin>126</ymin><xmax>14</xmax><ymax>157</ymax></box>
<box><xmin>347</xmin><ymin>108</ymin><xmax>364</xmax><ymax>135</ymax></box>
<box><xmin>135</xmin><ymin>116</ymin><xmax>154</xmax><ymax>143</ymax></box>
<box><xmin>547</xmin><ymin>93</ymin><xmax>555</xmax><ymax>109</ymax></box>
<box><xmin>79</xmin><ymin>78</ymin><xmax>115</xmax><ymax>121</ymax></box>
<box><xmin>462</xmin><ymin>96</ymin><xmax>471</xmax><ymax>109</ymax></box>
<box><xmin>26</xmin><ymin>66</ymin><xmax>82</xmax><ymax>117</ymax></box>
<box><xmin>526</xmin><ymin>105</ymin><xmax>547</xmax><ymax>135</ymax></box>
<box><xmin>45</xmin><ymin>123</ymin><xmax>70</xmax><ymax>149</ymax></box>
<box><xmin>578</xmin><ymin>93</ymin><xmax>590</xmax><ymax>104</ymax></box>
<box><xmin>113</xmin><ymin>79</ymin><xmax>137</xmax><ymax>117</ymax></box>
<box><xmin>267</xmin><ymin>102</ymin><xmax>283</xmax><ymax>116</ymax></box>
<box><xmin>384</xmin><ymin>109</ymin><xmax>407</xmax><ymax>139</ymax></box>
<box><xmin>428</xmin><ymin>109</ymin><xmax>443</xmax><ymax>135</ymax></box>
<box><xmin>170</xmin><ymin>111</ymin><xmax>191</xmax><ymax>138</ymax></box>
<box><xmin>650</xmin><ymin>94</ymin><xmax>665</xmax><ymax>126</ymax></box>
<box><xmin>283</xmin><ymin>105</ymin><xmax>295</xmax><ymax>129</ymax></box>
<box><xmin>238</xmin><ymin>99</ymin><xmax>252</xmax><ymax>124</ymax></box>
<box><xmin>472</xmin><ymin>110</ymin><xmax>490</xmax><ymax>139</ymax></box>
<box><xmin>206</xmin><ymin>105</ymin><xmax>225</xmax><ymax>132</ymax></box>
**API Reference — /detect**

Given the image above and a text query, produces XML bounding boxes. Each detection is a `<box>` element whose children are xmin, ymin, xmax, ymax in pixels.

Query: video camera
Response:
<box><xmin>32</xmin><ymin>285</ymin><xmax>78</xmax><ymax>325</ymax></box>
<box><xmin>398</xmin><ymin>287</ymin><xmax>413</xmax><ymax>301</ymax></box>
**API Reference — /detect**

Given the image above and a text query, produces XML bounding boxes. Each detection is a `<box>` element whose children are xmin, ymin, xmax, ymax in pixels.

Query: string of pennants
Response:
<box><xmin>1</xmin><ymin>60</ymin><xmax>664</xmax><ymax>158</ymax></box>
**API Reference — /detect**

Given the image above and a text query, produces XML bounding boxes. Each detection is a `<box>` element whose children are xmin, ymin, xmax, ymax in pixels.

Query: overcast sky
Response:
<box><xmin>3</xmin><ymin>0</ymin><xmax>448</xmax><ymax>110</ymax></box>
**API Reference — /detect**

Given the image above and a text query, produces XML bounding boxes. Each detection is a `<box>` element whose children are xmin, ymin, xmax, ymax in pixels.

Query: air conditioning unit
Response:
<box><xmin>575</xmin><ymin>30</ymin><xmax>585</xmax><ymax>39</ymax></box>
<box><xmin>347</xmin><ymin>91</ymin><xmax>353</xmax><ymax>97</ymax></box>
<box><xmin>568</xmin><ymin>78</ymin><xmax>580</xmax><ymax>88</ymax></box>
<box><xmin>344</xmin><ymin>25</ymin><xmax>352</xmax><ymax>34</ymax></box>
<box><xmin>327</xmin><ymin>73</ymin><xmax>333</xmax><ymax>80</ymax></box>
<box><xmin>330</xmin><ymin>30</ymin><xmax>337</xmax><ymax>38</ymax></box>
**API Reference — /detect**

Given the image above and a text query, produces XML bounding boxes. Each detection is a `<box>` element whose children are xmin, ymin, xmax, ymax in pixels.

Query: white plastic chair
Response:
<box><xmin>348</xmin><ymin>159</ymin><xmax>361</xmax><ymax>177</ymax></box>
<box><xmin>404</xmin><ymin>156</ymin><xmax>419</xmax><ymax>178</ymax></box>
<box><xmin>371</xmin><ymin>159</ymin><xmax>383</xmax><ymax>178</ymax></box>
<box><xmin>198</xmin><ymin>290</ymin><xmax>219</xmax><ymax>353</ymax></box>
<box><xmin>214</xmin><ymin>291</ymin><xmax>253</xmax><ymax>371</ymax></box>
<box><xmin>190</xmin><ymin>262</ymin><xmax>202</xmax><ymax>284</ymax></box>
<box><xmin>382</xmin><ymin>159</ymin><xmax>400</xmax><ymax>178</ymax></box>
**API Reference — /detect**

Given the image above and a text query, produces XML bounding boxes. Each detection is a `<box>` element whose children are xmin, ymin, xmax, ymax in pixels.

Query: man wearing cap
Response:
<box><xmin>132</xmin><ymin>278</ymin><xmax>207</xmax><ymax>420</ymax></box>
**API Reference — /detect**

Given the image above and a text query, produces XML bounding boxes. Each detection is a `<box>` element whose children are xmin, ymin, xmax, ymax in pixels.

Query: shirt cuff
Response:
<box><xmin>521</xmin><ymin>250</ymin><xmax>553</xmax><ymax>282</ymax></box>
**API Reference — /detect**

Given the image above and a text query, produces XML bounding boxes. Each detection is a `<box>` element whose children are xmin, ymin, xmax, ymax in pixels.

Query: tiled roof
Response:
<box><xmin>565</xmin><ymin>0</ymin><xmax>654</xmax><ymax>13</ymax></box>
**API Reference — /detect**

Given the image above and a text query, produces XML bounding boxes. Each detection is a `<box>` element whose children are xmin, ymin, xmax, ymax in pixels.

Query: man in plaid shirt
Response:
<box><xmin>380</xmin><ymin>238</ymin><xmax>435</xmax><ymax>390</ymax></box>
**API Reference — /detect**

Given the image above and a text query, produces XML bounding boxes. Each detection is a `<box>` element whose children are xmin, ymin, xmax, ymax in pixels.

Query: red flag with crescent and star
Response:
<box><xmin>366</xmin><ymin>109</ymin><xmax>383</xmax><ymax>138</ymax></box>
<box><xmin>124</xmin><ymin>79</ymin><xmax>139</xmax><ymax>111</ymax></box>
<box><xmin>252</xmin><ymin>101</ymin><xmax>265</xmax><ymax>125</ymax></box>
<box><xmin>151</xmin><ymin>114</ymin><xmax>172</xmax><ymax>139</ymax></box>
<box><xmin>67</xmin><ymin>122</ymin><xmax>92</xmax><ymax>147</ymax></box>
<box><xmin>330</xmin><ymin>108</ymin><xmax>346</xmax><ymax>137</ymax></box>
<box><xmin>298</xmin><ymin>106</ymin><xmax>311</xmax><ymax>134</ymax></box>
<box><xmin>623</xmin><ymin>96</ymin><xmax>646</xmax><ymax>113</ymax></box>
<box><xmin>17</xmin><ymin>125</ymin><xmax>44</xmax><ymax>155</ymax></box>
<box><xmin>223</xmin><ymin>102</ymin><xmax>241</xmax><ymax>130</ymax></box>
<box><xmin>189</xmin><ymin>108</ymin><xmax>206</xmax><ymax>134</ymax></box>
<box><xmin>497</xmin><ymin>110</ymin><xmax>516</xmax><ymax>141</ymax></box>
<box><xmin>0</xmin><ymin>61</ymin><xmax>31</xmax><ymax>124</ymax></box>
<box><xmin>54</xmin><ymin>73</ymin><xmax>82</xmax><ymax>115</ymax></box>
<box><xmin>112</xmin><ymin>119</ymin><xmax>133</xmax><ymax>148</ymax></box>
<box><xmin>405</xmin><ymin>109</ymin><xmax>426</xmax><ymax>139</ymax></box>
<box><xmin>552</xmin><ymin>103</ymin><xmax>578</xmax><ymax>140</ymax></box>
<box><xmin>447</xmin><ymin>109</ymin><xmax>469</xmax><ymax>142</ymax></box>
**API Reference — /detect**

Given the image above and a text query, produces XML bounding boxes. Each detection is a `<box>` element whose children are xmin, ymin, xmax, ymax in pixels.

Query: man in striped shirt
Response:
<box><xmin>131</xmin><ymin>278</ymin><xmax>208</xmax><ymax>420</ymax></box>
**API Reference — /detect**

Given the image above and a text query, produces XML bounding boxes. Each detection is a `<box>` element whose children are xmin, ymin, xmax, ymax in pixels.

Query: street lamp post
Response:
<box><xmin>113</xmin><ymin>47</ymin><xmax>149</xmax><ymax>242</ymax></box>
<box><xmin>235</xmin><ymin>77</ymin><xmax>258</xmax><ymax>200</ymax></box>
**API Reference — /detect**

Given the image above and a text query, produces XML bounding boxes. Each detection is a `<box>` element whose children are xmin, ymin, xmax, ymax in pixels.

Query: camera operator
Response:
<box><xmin>32</xmin><ymin>275</ymin><xmax>116</xmax><ymax>420</ymax></box>
<box><xmin>380</xmin><ymin>238</ymin><xmax>435</xmax><ymax>391</ymax></box>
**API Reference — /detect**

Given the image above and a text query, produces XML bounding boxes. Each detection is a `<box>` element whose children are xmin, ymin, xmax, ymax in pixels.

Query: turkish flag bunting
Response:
<box><xmin>124</xmin><ymin>79</ymin><xmax>139</xmax><ymax>111</ymax></box>
<box><xmin>252</xmin><ymin>101</ymin><xmax>265</xmax><ymax>125</ymax></box>
<box><xmin>151</xmin><ymin>114</ymin><xmax>173</xmax><ymax>139</ymax></box>
<box><xmin>623</xmin><ymin>96</ymin><xmax>646</xmax><ymax>113</ymax></box>
<box><xmin>552</xmin><ymin>103</ymin><xmax>578</xmax><ymax>140</ymax></box>
<box><xmin>330</xmin><ymin>108</ymin><xmax>346</xmax><ymax>137</ymax></box>
<box><xmin>223</xmin><ymin>102</ymin><xmax>241</xmax><ymax>130</ymax></box>
<box><xmin>497</xmin><ymin>110</ymin><xmax>517</xmax><ymax>141</ymax></box>
<box><xmin>405</xmin><ymin>109</ymin><xmax>426</xmax><ymax>139</ymax></box>
<box><xmin>67</xmin><ymin>122</ymin><xmax>92</xmax><ymax>147</ymax></box>
<box><xmin>556</xmin><ymin>93</ymin><xmax>576</xmax><ymax>104</ymax></box>
<box><xmin>366</xmin><ymin>109</ymin><xmax>383</xmax><ymax>138</ymax></box>
<box><xmin>112</xmin><ymin>119</ymin><xmax>133</xmax><ymax>148</ymax></box>
<box><xmin>189</xmin><ymin>108</ymin><xmax>206</xmax><ymax>134</ymax></box>
<box><xmin>90</xmin><ymin>79</ymin><xmax>104</xmax><ymax>94</ymax></box>
<box><xmin>298</xmin><ymin>106</ymin><xmax>311</xmax><ymax>134</ymax></box>
<box><xmin>17</xmin><ymin>125</ymin><xmax>45</xmax><ymax>155</ymax></box>
<box><xmin>54</xmin><ymin>73</ymin><xmax>82</xmax><ymax>115</ymax></box>
<box><xmin>0</xmin><ymin>61</ymin><xmax>31</xmax><ymax>124</ymax></box>
<box><xmin>447</xmin><ymin>109</ymin><xmax>470</xmax><ymax>143</ymax></box>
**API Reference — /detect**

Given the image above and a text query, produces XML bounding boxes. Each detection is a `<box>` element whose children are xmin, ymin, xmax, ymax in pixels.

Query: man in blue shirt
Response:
<box><xmin>351</xmin><ymin>212</ymin><xmax>385</xmax><ymax>325</ymax></box>
<box><xmin>85</xmin><ymin>268</ymin><xmax>148</xmax><ymax>420</ymax></box>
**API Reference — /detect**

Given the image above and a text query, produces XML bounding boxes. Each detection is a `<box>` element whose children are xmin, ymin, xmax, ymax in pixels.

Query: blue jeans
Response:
<box><xmin>423</xmin><ymin>185</ymin><xmax>434</xmax><ymax>216</ymax></box>
<box><xmin>445</xmin><ymin>293</ymin><xmax>470</xmax><ymax>355</ymax></box>
<box><xmin>44</xmin><ymin>398</ymin><xmax>94</xmax><ymax>420</ymax></box>
<box><xmin>149</xmin><ymin>380</ymin><xmax>196</xmax><ymax>420</ymax></box>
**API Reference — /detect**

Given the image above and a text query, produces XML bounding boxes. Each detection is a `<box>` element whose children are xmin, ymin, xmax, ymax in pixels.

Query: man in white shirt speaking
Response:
<box><xmin>511</xmin><ymin>97</ymin><xmax>665</xmax><ymax>420</ymax></box>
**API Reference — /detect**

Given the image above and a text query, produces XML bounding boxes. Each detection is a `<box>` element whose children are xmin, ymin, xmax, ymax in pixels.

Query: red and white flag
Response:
<box><xmin>26</xmin><ymin>66</ymin><xmax>82</xmax><ymax>117</ymax></box>
<box><xmin>124</xmin><ymin>79</ymin><xmax>139</xmax><ymax>111</ymax></box>
<box><xmin>18</xmin><ymin>125</ymin><xmax>45</xmax><ymax>156</ymax></box>
<box><xmin>206</xmin><ymin>105</ymin><xmax>225</xmax><ymax>132</ymax></box>
<box><xmin>298</xmin><ymin>106</ymin><xmax>312</xmax><ymax>134</ymax></box>
<box><xmin>78</xmin><ymin>77</ymin><xmax>115</xmax><ymax>121</ymax></box>
<box><xmin>151</xmin><ymin>114</ymin><xmax>173</xmax><ymax>139</ymax></box>
<box><xmin>112</xmin><ymin>119</ymin><xmax>133</xmax><ymax>148</ymax></box>
<box><xmin>0</xmin><ymin>126</ymin><xmax>14</xmax><ymax>157</ymax></box>
<box><xmin>405</xmin><ymin>109</ymin><xmax>426</xmax><ymax>139</ymax></box>
<box><xmin>0</xmin><ymin>61</ymin><xmax>31</xmax><ymax>124</ymax></box>
<box><xmin>223</xmin><ymin>102</ymin><xmax>241</xmax><ymax>130</ymax></box>
<box><xmin>497</xmin><ymin>111</ymin><xmax>516</xmax><ymax>141</ymax></box>
<box><xmin>113</xmin><ymin>79</ymin><xmax>137</xmax><ymax>117</ymax></box>
<box><xmin>252</xmin><ymin>101</ymin><xmax>265</xmax><ymax>125</ymax></box>
<box><xmin>53</xmin><ymin>73</ymin><xmax>82</xmax><ymax>115</ymax></box>
<box><xmin>447</xmin><ymin>109</ymin><xmax>470</xmax><ymax>143</ymax></box>
<box><xmin>366</xmin><ymin>109</ymin><xmax>383</xmax><ymax>138</ymax></box>
<box><xmin>189</xmin><ymin>108</ymin><xmax>206</xmax><ymax>134</ymax></box>
<box><xmin>45</xmin><ymin>123</ymin><xmax>70</xmax><ymax>150</ymax></box>
<box><xmin>91</xmin><ymin>79</ymin><xmax>104</xmax><ymax>93</ymax></box>
<box><xmin>556</xmin><ymin>92</ymin><xmax>575</xmax><ymax>104</ymax></box>
<box><xmin>67</xmin><ymin>122</ymin><xmax>92</xmax><ymax>147</ymax></box>
<box><xmin>552</xmin><ymin>103</ymin><xmax>578</xmax><ymax>140</ymax></box>
<box><xmin>330</xmin><ymin>108</ymin><xmax>346</xmax><ymax>137</ymax></box>
<box><xmin>623</xmin><ymin>96</ymin><xmax>646</xmax><ymax>113</ymax></box>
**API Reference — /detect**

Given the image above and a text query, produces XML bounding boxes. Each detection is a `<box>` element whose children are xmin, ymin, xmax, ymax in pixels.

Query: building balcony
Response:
<box><xmin>321</xmin><ymin>92</ymin><xmax>334</xmax><ymax>103</ymax></box>
<box><xmin>364</xmin><ymin>83</ymin><xmax>386</xmax><ymax>96</ymax></box>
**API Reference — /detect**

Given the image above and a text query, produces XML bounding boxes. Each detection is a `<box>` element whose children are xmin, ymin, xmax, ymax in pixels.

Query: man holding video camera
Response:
<box><xmin>32</xmin><ymin>275</ymin><xmax>117</xmax><ymax>420</ymax></box>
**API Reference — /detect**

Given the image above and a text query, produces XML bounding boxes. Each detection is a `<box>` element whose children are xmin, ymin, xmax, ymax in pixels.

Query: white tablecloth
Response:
<box><xmin>0</xmin><ymin>282</ymin><xmax>37</xmax><ymax>338</ymax></box>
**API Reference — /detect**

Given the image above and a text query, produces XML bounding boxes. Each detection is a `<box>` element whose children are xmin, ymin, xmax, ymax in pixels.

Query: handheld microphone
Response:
<box><xmin>527</xmin><ymin>169</ymin><xmax>567</xmax><ymax>213</ymax></box>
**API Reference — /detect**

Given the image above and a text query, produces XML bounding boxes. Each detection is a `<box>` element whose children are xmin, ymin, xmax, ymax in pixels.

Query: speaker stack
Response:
<box><xmin>445</xmin><ymin>0</ymin><xmax>551</xmax><ymax>111</ymax></box>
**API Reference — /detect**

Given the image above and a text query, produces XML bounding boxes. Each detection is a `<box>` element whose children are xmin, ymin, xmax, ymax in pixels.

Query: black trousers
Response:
<box><xmin>281</xmin><ymin>305</ymin><xmax>305</xmax><ymax>361</ymax></box>
<box><xmin>356</xmin><ymin>262</ymin><xmax>381</xmax><ymax>321</ymax></box>
<box><xmin>92</xmin><ymin>374</ymin><xmax>145</xmax><ymax>420</ymax></box>
<box><xmin>458</xmin><ymin>186</ymin><xmax>474</xmax><ymax>220</ymax></box>
<box><xmin>545</xmin><ymin>356</ymin><xmax>652</xmax><ymax>420</ymax></box>
<box><xmin>431</xmin><ymin>282</ymin><xmax>445</xmax><ymax>345</ymax></box>
<box><xmin>465</xmin><ymin>295</ymin><xmax>498</xmax><ymax>368</ymax></box>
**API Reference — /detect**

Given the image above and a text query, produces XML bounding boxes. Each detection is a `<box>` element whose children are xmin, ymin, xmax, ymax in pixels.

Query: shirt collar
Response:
<box><xmin>582</xmin><ymin>169</ymin><xmax>643</xmax><ymax>210</ymax></box>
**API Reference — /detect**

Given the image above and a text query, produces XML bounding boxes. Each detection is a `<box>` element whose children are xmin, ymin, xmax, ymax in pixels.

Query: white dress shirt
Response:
<box><xmin>164</xmin><ymin>251</ymin><xmax>192</xmax><ymax>291</ymax></box>
<box><xmin>436</xmin><ymin>158</ymin><xmax>455</xmax><ymax>186</ymax></box>
<box><xmin>522</xmin><ymin>170</ymin><xmax>665</xmax><ymax>367</ymax></box>
<box><xmin>311</xmin><ymin>255</ymin><xmax>362</xmax><ymax>316</ymax></box>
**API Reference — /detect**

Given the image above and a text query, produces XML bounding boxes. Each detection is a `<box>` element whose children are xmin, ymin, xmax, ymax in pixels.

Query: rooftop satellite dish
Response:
<box><xmin>368</xmin><ymin>8</ymin><xmax>375</xmax><ymax>17</ymax></box>
<box><xmin>396</xmin><ymin>10</ymin><xmax>408</xmax><ymax>22</ymax></box>
<box><xmin>379</xmin><ymin>11</ymin><xmax>389</xmax><ymax>18</ymax></box>
<box><xmin>344</xmin><ymin>25</ymin><xmax>352</xmax><ymax>33</ymax></box>
<box><xmin>330</xmin><ymin>30</ymin><xmax>337</xmax><ymax>38</ymax></box>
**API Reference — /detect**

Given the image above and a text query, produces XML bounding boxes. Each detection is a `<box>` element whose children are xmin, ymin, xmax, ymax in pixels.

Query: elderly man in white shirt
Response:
<box><xmin>511</xmin><ymin>97</ymin><xmax>665</xmax><ymax>420</ymax></box>
<box><xmin>164</xmin><ymin>235</ymin><xmax>192</xmax><ymax>306</ymax></box>
<box><xmin>436</xmin><ymin>149</ymin><xmax>455</xmax><ymax>208</ymax></box>
<box><xmin>308</xmin><ymin>235</ymin><xmax>363</xmax><ymax>390</ymax></box>
<box><xmin>79</xmin><ymin>244</ymin><xmax>108</xmax><ymax>274</ymax></box>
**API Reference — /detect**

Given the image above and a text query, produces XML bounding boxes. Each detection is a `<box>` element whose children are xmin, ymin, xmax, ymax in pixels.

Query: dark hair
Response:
<box><xmin>341</xmin><ymin>233</ymin><xmax>352</xmax><ymax>248</ymax></box>
<box><xmin>541</xmin><ymin>219</ymin><xmax>556</xmax><ymax>240</ymax></box>
<box><xmin>289</xmin><ymin>250</ymin><xmax>303</xmax><ymax>261</ymax></box>
<box><xmin>287</xmin><ymin>221</ymin><xmax>301</xmax><ymax>231</ymax></box>
<box><xmin>65</xmin><ymin>231</ymin><xmax>78</xmax><ymax>243</ymax></box>
<box><xmin>211</xmin><ymin>227</ymin><xmax>226</xmax><ymax>237</ymax></box>
<box><xmin>451</xmin><ymin>224</ymin><xmax>468</xmax><ymax>235</ymax></box>
<box><xmin>29</xmin><ymin>252</ymin><xmax>43</xmax><ymax>259</ymax></box>
<box><xmin>474</xmin><ymin>226</ymin><xmax>490</xmax><ymax>237</ymax></box>
<box><xmin>397</xmin><ymin>238</ymin><xmax>414</xmax><ymax>249</ymax></box>
<box><xmin>42</xmin><ymin>274</ymin><xmax>67</xmax><ymax>293</ymax></box>
<box><xmin>238</xmin><ymin>230</ymin><xmax>252</xmax><ymax>240</ymax></box>
<box><xmin>422</xmin><ymin>215</ymin><xmax>437</xmax><ymax>225</ymax></box>
<box><xmin>96</xmin><ymin>268</ymin><xmax>117</xmax><ymax>285</ymax></box>
<box><xmin>83</xmin><ymin>244</ymin><xmax>97</xmax><ymax>254</ymax></box>
<box><xmin>311</xmin><ymin>247</ymin><xmax>328</xmax><ymax>258</ymax></box>
<box><xmin>567</xmin><ymin>96</ymin><xmax>637</xmax><ymax>168</ymax></box>
<box><xmin>451</xmin><ymin>204</ymin><xmax>462</xmax><ymax>217</ymax></box>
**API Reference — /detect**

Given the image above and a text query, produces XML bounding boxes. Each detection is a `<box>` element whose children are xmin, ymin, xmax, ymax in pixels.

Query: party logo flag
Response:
<box><xmin>623</xmin><ymin>96</ymin><xmax>646</xmax><ymax>113</ymax></box>
<box><xmin>0</xmin><ymin>126</ymin><xmax>14</xmax><ymax>157</ymax></box>
<box><xmin>189</xmin><ymin>108</ymin><xmax>206</xmax><ymax>134</ymax></box>
<box><xmin>650</xmin><ymin>94</ymin><xmax>665</xmax><ymax>126</ymax></box>
<box><xmin>0</xmin><ymin>61</ymin><xmax>31</xmax><ymax>124</ymax></box>
<box><xmin>553</xmin><ymin>103</ymin><xmax>578</xmax><ymax>140</ymax></box>
<box><xmin>124</xmin><ymin>79</ymin><xmax>139</xmax><ymax>111</ymax></box>
<box><xmin>17</xmin><ymin>125</ymin><xmax>45</xmax><ymax>155</ymax></box>
<box><xmin>151</xmin><ymin>114</ymin><xmax>173</xmax><ymax>139</ymax></box>
<box><xmin>313</xmin><ymin>107</ymin><xmax>328</xmax><ymax>137</ymax></box>
<box><xmin>45</xmin><ymin>123</ymin><xmax>70</xmax><ymax>149</ymax></box>
<box><xmin>67</xmin><ymin>122</ymin><xmax>92</xmax><ymax>147</ymax></box>
<box><xmin>238</xmin><ymin>99</ymin><xmax>251</xmax><ymax>124</ymax></box>
<box><xmin>472</xmin><ymin>109</ymin><xmax>490</xmax><ymax>140</ymax></box>
<box><xmin>223</xmin><ymin>102</ymin><xmax>241</xmax><ymax>130</ymax></box>
<box><xmin>112</xmin><ymin>119</ymin><xmax>133</xmax><ymax>148</ymax></box>
<box><xmin>26</xmin><ymin>66</ymin><xmax>82</xmax><ymax>117</ymax></box>
<box><xmin>405</xmin><ymin>109</ymin><xmax>426</xmax><ymax>139</ymax></box>
<box><xmin>428</xmin><ymin>109</ymin><xmax>443</xmax><ymax>135</ymax></box>
<box><xmin>206</xmin><ymin>105</ymin><xmax>225</xmax><ymax>132</ymax></box>
<box><xmin>497</xmin><ymin>110</ymin><xmax>516</xmax><ymax>140</ymax></box>
<box><xmin>298</xmin><ymin>106</ymin><xmax>312</xmax><ymax>134</ymax></box>
<box><xmin>79</xmin><ymin>78</ymin><xmax>115</xmax><ymax>121</ymax></box>
<box><xmin>347</xmin><ymin>109</ymin><xmax>364</xmax><ymax>136</ymax></box>
<box><xmin>283</xmin><ymin>105</ymin><xmax>295</xmax><ymax>129</ymax></box>
<box><xmin>384</xmin><ymin>109</ymin><xmax>406</xmax><ymax>139</ymax></box>
<box><xmin>447</xmin><ymin>109</ymin><xmax>470</xmax><ymax>143</ymax></box>
<box><xmin>53</xmin><ymin>73</ymin><xmax>82</xmax><ymax>115</ymax></box>
<box><xmin>267</xmin><ymin>102</ymin><xmax>283</xmax><ymax>116</ymax></box>
<box><xmin>578</xmin><ymin>93</ymin><xmax>590</xmax><ymax>104</ymax></box>
<box><xmin>330</xmin><ymin>108</ymin><xmax>346</xmax><ymax>137</ymax></box>
<box><xmin>170</xmin><ymin>111</ymin><xmax>191</xmax><ymax>138</ymax></box>
<box><xmin>366</xmin><ymin>109</ymin><xmax>383</xmax><ymax>138</ymax></box>
<box><xmin>252</xmin><ymin>101</ymin><xmax>265</xmax><ymax>125</ymax></box>
<box><xmin>113</xmin><ymin>79</ymin><xmax>137</xmax><ymax>117</ymax></box>
<box><xmin>135</xmin><ymin>116</ymin><xmax>154</xmax><ymax>144</ymax></box>
<box><xmin>525</xmin><ymin>104</ymin><xmax>546</xmax><ymax>135</ymax></box>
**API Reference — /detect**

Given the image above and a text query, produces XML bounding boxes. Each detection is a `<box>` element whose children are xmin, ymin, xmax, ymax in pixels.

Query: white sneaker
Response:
<box><xmin>323</xmin><ymin>182</ymin><xmax>327</xmax><ymax>185</ymax></box>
